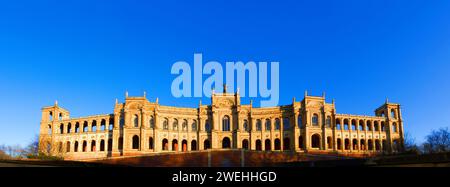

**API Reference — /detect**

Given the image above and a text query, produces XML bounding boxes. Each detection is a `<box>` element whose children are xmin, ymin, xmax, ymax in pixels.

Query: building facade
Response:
<box><xmin>39</xmin><ymin>90</ymin><xmax>405</xmax><ymax>160</ymax></box>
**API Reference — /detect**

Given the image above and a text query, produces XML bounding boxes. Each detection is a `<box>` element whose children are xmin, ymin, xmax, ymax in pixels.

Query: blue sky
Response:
<box><xmin>0</xmin><ymin>0</ymin><xmax>449</xmax><ymax>146</ymax></box>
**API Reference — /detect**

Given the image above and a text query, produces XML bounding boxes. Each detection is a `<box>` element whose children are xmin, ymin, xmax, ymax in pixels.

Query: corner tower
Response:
<box><xmin>39</xmin><ymin>101</ymin><xmax>70</xmax><ymax>154</ymax></box>
<box><xmin>375</xmin><ymin>99</ymin><xmax>404</xmax><ymax>153</ymax></box>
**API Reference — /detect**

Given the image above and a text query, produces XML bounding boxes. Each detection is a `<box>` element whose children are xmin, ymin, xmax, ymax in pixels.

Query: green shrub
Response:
<box><xmin>26</xmin><ymin>152</ymin><xmax>64</xmax><ymax>161</ymax></box>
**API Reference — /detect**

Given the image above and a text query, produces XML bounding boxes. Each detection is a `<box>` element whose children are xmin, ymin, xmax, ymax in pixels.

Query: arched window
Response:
<box><xmin>172</xmin><ymin>140</ymin><xmax>178</xmax><ymax>151</ymax></box>
<box><xmin>92</xmin><ymin>121</ymin><xmax>97</xmax><ymax>132</ymax></box>
<box><xmin>353</xmin><ymin>139</ymin><xmax>358</xmax><ymax>150</ymax></box>
<box><xmin>311</xmin><ymin>134</ymin><xmax>321</xmax><ymax>148</ymax></box>
<box><xmin>149</xmin><ymin>116</ymin><xmax>154</xmax><ymax>129</ymax></box>
<box><xmin>192</xmin><ymin>120</ymin><xmax>197</xmax><ymax>131</ymax></box>
<box><xmin>265</xmin><ymin>139</ymin><xmax>271</xmax><ymax>151</ymax></box>
<box><xmin>74</xmin><ymin>141</ymin><xmax>79</xmax><ymax>152</ymax></box>
<box><xmin>275</xmin><ymin>139</ymin><xmax>281</xmax><ymax>150</ymax></box>
<box><xmin>392</xmin><ymin>123</ymin><xmax>398</xmax><ymax>133</ymax></box>
<box><xmin>374</xmin><ymin>121</ymin><xmax>380</xmax><ymax>131</ymax></box>
<box><xmin>360</xmin><ymin>139</ymin><xmax>366</xmax><ymax>150</ymax></box>
<box><xmin>368</xmin><ymin>140</ymin><xmax>374</xmax><ymax>151</ymax></box>
<box><xmin>336</xmin><ymin>119</ymin><xmax>342</xmax><ymax>130</ymax></box>
<box><xmin>109</xmin><ymin>119</ymin><xmax>114</xmax><ymax>130</ymax></box>
<box><xmin>182</xmin><ymin>140</ymin><xmax>188</xmax><ymax>152</ymax></box>
<box><xmin>82</xmin><ymin>141</ymin><xmax>87</xmax><ymax>152</ymax></box>
<box><xmin>59</xmin><ymin>113</ymin><xmax>63</xmax><ymax>121</ymax></box>
<box><xmin>163</xmin><ymin>119</ymin><xmax>169</xmax><ymax>130</ymax></box>
<box><xmin>132</xmin><ymin>135</ymin><xmax>139</xmax><ymax>149</ymax></box>
<box><xmin>256</xmin><ymin>140</ymin><xmax>262</xmax><ymax>151</ymax></box>
<box><xmin>173</xmin><ymin>119</ymin><xmax>178</xmax><ymax>131</ymax></box>
<box><xmin>298</xmin><ymin>115</ymin><xmax>303</xmax><ymax>128</ymax></box>
<box><xmin>222</xmin><ymin>116</ymin><xmax>230</xmax><ymax>131</ymax></box>
<box><xmin>312</xmin><ymin>114</ymin><xmax>319</xmax><ymax>126</ymax></box>
<box><xmin>133</xmin><ymin>115</ymin><xmax>139</xmax><ymax>127</ymax></box>
<box><xmin>182</xmin><ymin>120</ymin><xmax>188</xmax><ymax>131</ymax></box>
<box><xmin>345</xmin><ymin>139</ymin><xmax>350</xmax><ymax>150</ymax></box>
<box><xmin>367</xmin><ymin>121</ymin><xmax>372</xmax><ymax>131</ymax></box>
<box><xmin>359</xmin><ymin>120</ymin><xmax>365</xmax><ymax>131</ymax></box>
<box><xmin>91</xmin><ymin>140</ymin><xmax>96</xmax><ymax>152</ymax></box>
<box><xmin>243</xmin><ymin>120</ymin><xmax>249</xmax><ymax>132</ymax></box>
<box><xmin>83</xmin><ymin>122</ymin><xmax>88</xmax><ymax>132</ymax></box>
<box><xmin>191</xmin><ymin>140</ymin><xmax>197</xmax><ymax>151</ymax></box>
<box><xmin>59</xmin><ymin>124</ymin><xmax>64</xmax><ymax>134</ymax></box>
<box><xmin>375</xmin><ymin>140</ymin><xmax>381</xmax><ymax>151</ymax></box>
<box><xmin>265</xmin><ymin>119</ymin><xmax>271</xmax><ymax>131</ymax></box>
<box><xmin>100</xmin><ymin>120</ymin><xmax>106</xmax><ymax>131</ymax></box>
<box><xmin>326</xmin><ymin>116</ymin><xmax>331</xmax><ymax>128</ymax></box>
<box><xmin>49</xmin><ymin>112</ymin><xmax>53</xmax><ymax>121</ymax></box>
<box><xmin>256</xmin><ymin>120</ymin><xmax>262</xmax><ymax>131</ymax></box>
<box><xmin>275</xmin><ymin>119</ymin><xmax>281</xmax><ymax>130</ymax></box>
<box><xmin>337</xmin><ymin>138</ymin><xmax>342</xmax><ymax>150</ymax></box>
<box><xmin>283</xmin><ymin>118</ymin><xmax>290</xmax><ymax>130</ymax></box>
<box><xmin>205</xmin><ymin>121</ymin><xmax>211</xmax><ymax>132</ymax></box>
<box><xmin>351</xmin><ymin>120</ymin><xmax>357</xmax><ymax>131</ymax></box>
<box><xmin>75</xmin><ymin>123</ymin><xmax>80</xmax><ymax>133</ymax></box>
<box><xmin>381</xmin><ymin>122</ymin><xmax>386</xmax><ymax>132</ymax></box>
<box><xmin>162</xmin><ymin>139</ymin><xmax>169</xmax><ymax>151</ymax></box>
<box><xmin>222</xmin><ymin>137</ymin><xmax>231</xmax><ymax>149</ymax></box>
<box><xmin>67</xmin><ymin>123</ymin><xmax>72</xmax><ymax>133</ymax></box>
<box><xmin>204</xmin><ymin>140</ymin><xmax>211</xmax><ymax>150</ymax></box>
<box><xmin>391</xmin><ymin>109</ymin><xmax>396</xmax><ymax>119</ymax></box>
<box><xmin>242</xmin><ymin>139</ymin><xmax>249</xmax><ymax>150</ymax></box>
<box><xmin>100</xmin><ymin>140</ymin><xmax>105</xmax><ymax>152</ymax></box>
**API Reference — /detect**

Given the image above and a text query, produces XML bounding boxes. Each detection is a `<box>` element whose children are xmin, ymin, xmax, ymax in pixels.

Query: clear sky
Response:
<box><xmin>0</xmin><ymin>0</ymin><xmax>449</xmax><ymax>147</ymax></box>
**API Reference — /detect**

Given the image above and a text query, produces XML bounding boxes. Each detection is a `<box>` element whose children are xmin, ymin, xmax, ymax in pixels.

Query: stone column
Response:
<box><xmin>322</xmin><ymin>117</ymin><xmax>326</xmax><ymax>150</ymax></box>
<box><xmin>250</xmin><ymin>118</ymin><xmax>256</xmax><ymax>150</ymax></box>
<box><xmin>294</xmin><ymin>113</ymin><xmax>300</xmax><ymax>151</ymax></box>
<box><xmin>95</xmin><ymin>120</ymin><xmax>99</xmax><ymax>133</ymax></box>
<box><xmin>199</xmin><ymin>117</ymin><xmax>204</xmax><ymax>132</ymax></box>
<box><xmin>112</xmin><ymin>114</ymin><xmax>120</xmax><ymax>156</ymax></box>
<box><xmin>280</xmin><ymin>118</ymin><xmax>284</xmax><ymax>151</ymax></box>
<box><xmin>304</xmin><ymin>111</ymin><xmax>310</xmax><ymax>151</ymax></box>
<box><xmin>104</xmin><ymin>138</ymin><xmax>108</xmax><ymax>153</ymax></box>
<box><xmin>86</xmin><ymin>121</ymin><xmax>91</xmax><ymax>134</ymax></box>
<box><xmin>62</xmin><ymin>123</ymin><xmax>67</xmax><ymax>134</ymax></box>
<box><xmin>211</xmin><ymin>111</ymin><xmax>219</xmax><ymax>149</ymax></box>
<box><xmin>154</xmin><ymin>112</ymin><xmax>161</xmax><ymax>153</ymax></box>
<box><xmin>140</xmin><ymin>112</ymin><xmax>145</xmax><ymax>151</ymax></box>
<box><xmin>271</xmin><ymin>118</ymin><xmax>275</xmax><ymax>151</ymax></box>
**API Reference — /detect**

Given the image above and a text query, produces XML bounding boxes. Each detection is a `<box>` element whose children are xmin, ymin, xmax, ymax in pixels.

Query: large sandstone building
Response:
<box><xmin>39</xmin><ymin>90</ymin><xmax>404</xmax><ymax>160</ymax></box>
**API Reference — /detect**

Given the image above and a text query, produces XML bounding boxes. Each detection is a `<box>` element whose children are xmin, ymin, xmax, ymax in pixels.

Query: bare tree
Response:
<box><xmin>404</xmin><ymin>132</ymin><xmax>419</xmax><ymax>154</ymax></box>
<box><xmin>0</xmin><ymin>145</ymin><xmax>11</xmax><ymax>160</ymax></box>
<box><xmin>24</xmin><ymin>135</ymin><xmax>40</xmax><ymax>157</ymax></box>
<box><xmin>423</xmin><ymin>127</ymin><xmax>450</xmax><ymax>153</ymax></box>
<box><xmin>0</xmin><ymin>135</ymin><xmax>64</xmax><ymax>160</ymax></box>
<box><xmin>0</xmin><ymin>144</ymin><xmax>24</xmax><ymax>159</ymax></box>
